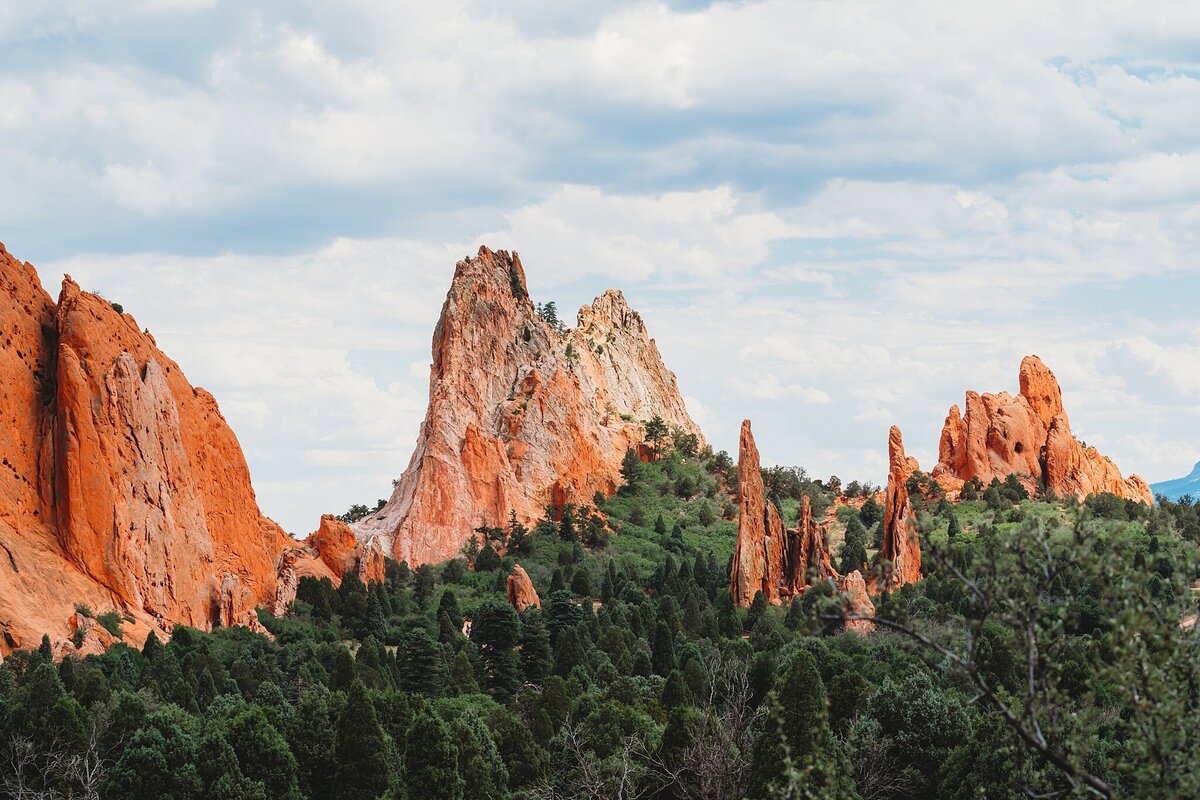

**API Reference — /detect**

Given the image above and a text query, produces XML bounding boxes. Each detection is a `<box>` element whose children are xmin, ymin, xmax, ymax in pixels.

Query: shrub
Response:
<box><xmin>97</xmin><ymin>610</ymin><xmax>124</xmax><ymax>639</ymax></box>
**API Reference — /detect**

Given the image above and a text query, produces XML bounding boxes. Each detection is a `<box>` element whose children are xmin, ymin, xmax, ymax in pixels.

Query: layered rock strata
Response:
<box><xmin>356</xmin><ymin>246</ymin><xmax>705</xmax><ymax>565</ymax></box>
<box><xmin>933</xmin><ymin>356</ymin><xmax>1151</xmax><ymax>503</ymax></box>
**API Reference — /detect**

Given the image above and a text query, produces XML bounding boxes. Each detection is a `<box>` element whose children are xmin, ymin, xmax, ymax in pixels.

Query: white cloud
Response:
<box><xmin>4</xmin><ymin>0</ymin><xmax>1200</xmax><ymax>526</ymax></box>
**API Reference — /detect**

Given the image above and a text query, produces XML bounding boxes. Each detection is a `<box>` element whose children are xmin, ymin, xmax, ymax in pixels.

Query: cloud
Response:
<box><xmin>5</xmin><ymin>0</ymin><xmax>1200</xmax><ymax>526</ymax></box>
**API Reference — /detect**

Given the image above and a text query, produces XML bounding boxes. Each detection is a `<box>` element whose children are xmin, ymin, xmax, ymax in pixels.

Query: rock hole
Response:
<box><xmin>1014</xmin><ymin>442</ymin><xmax>1024</xmax><ymax>454</ymax></box>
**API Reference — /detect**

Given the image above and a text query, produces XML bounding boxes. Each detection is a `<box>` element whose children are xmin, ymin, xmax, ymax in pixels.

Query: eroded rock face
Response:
<box><xmin>356</xmin><ymin>246</ymin><xmax>704</xmax><ymax>566</ymax></box>
<box><xmin>841</xmin><ymin>571</ymin><xmax>875</xmax><ymax>635</ymax></box>
<box><xmin>0</xmin><ymin>244</ymin><xmax>323</xmax><ymax>655</ymax></box>
<box><xmin>730</xmin><ymin>420</ymin><xmax>774</xmax><ymax>607</ymax></box>
<box><xmin>506</xmin><ymin>564</ymin><xmax>541</xmax><ymax>612</ymax></box>
<box><xmin>881</xmin><ymin>426</ymin><xmax>922</xmax><ymax>589</ymax></box>
<box><xmin>306</xmin><ymin>515</ymin><xmax>385</xmax><ymax>584</ymax></box>
<box><xmin>932</xmin><ymin>356</ymin><xmax>1151</xmax><ymax>503</ymax></box>
<box><xmin>783</xmin><ymin>495</ymin><xmax>838</xmax><ymax>597</ymax></box>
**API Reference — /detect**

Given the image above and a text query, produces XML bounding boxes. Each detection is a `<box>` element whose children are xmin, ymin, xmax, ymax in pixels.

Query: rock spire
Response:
<box><xmin>355</xmin><ymin>246</ymin><xmax>705</xmax><ymax>566</ymax></box>
<box><xmin>933</xmin><ymin>356</ymin><xmax>1151</xmax><ymax>503</ymax></box>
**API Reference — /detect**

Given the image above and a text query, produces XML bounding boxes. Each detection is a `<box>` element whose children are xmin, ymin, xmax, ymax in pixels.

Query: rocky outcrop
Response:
<box><xmin>0</xmin><ymin>243</ymin><xmax>326</xmax><ymax>656</ymax></box>
<box><xmin>783</xmin><ymin>495</ymin><xmax>838</xmax><ymax>597</ymax></box>
<box><xmin>506</xmin><ymin>564</ymin><xmax>541</xmax><ymax>612</ymax></box>
<box><xmin>841</xmin><ymin>571</ymin><xmax>875</xmax><ymax>634</ymax></box>
<box><xmin>731</xmin><ymin>421</ymin><xmax>777</xmax><ymax>606</ymax></box>
<box><xmin>356</xmin><ymin>246</ymin><xmax>704</xmax><ymax>566</ymax></box>
<box><xmin>932</xmin><ymin>356</ymin><xmax>1151</xmax><ymax>504</ymax></box>
<box><xmin>306</xmin><ymin>515</ymin><xmax>385</xmax><ymax>584</ymax></box>
<box><xmin>880</xmin><ymin>426</ymin><xmax>921</xmax><ymax>589</ymax></box>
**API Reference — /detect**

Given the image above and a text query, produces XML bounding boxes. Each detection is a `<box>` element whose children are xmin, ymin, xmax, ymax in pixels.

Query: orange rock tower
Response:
<box><xmin>932</xmin><ymin>356</ymin><xmax>1151</xmax><ymax>503</ymax></box>
<box><xmin>881</xmin><ymin>425</ymin><xmax>922</xmax><ymax>589</ymax></box>
<box><xmin>355</xmin><ymin>246</ymin><xmax>705</xmax><ymax>566</ymax></box>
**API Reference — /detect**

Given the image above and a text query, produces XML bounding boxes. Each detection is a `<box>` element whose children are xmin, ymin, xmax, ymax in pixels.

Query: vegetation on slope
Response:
<box><xmin>2</xmin><ymin>443</ymin><xmax>1200</xmax><ymax>799</ymax></box>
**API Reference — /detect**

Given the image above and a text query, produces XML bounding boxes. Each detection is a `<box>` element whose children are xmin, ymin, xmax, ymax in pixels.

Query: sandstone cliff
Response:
<box><xmin>933</xmin><ymin>356</ymin><xmax>1151</xmax><ymax>504</ymax></box>
<box><xmin>356</xmin><ymin>246</ymin><xmax>705</xmax><ymax>566</ymax></box>
<box><xmin>0</xmin><ymin>243</ymin><xmax>336</xmax><ymax>656</ymax></box>
<box><xmin>880</xmin><ymin>426</ymin><xmax>922</xmax><ymax>590</ymax></box>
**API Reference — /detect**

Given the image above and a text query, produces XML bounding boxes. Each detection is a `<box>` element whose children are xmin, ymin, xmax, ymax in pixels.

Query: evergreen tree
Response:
<box><xmin>220</xmin><ymin>705</ymin><xmax>300</xmax><ymax>800</ymax></box>
<box><xmin>652</xmin><ymin>620</ymin><xmax>677</xmax><ymax>676</ymax></box>
<box><xmin>838</xmin><ymin>516</ymin><xmax>870</xmax><ymax>575</ymax></box>
<box><xmin>519</xmin><ymin>607</ymin><xmax>554</xmax><ymax>684</ymax></box>
<box><xmin>413</xmin><ymin>564</ymin><xmax>437</xmax><ymax>607</ymax></box>
<box><xmin>288</xmin><ymin>690</ymin><xmax>341</xmax><ymax>800</ymax></box>
<box><xmin>469</xmin><ymin>599</ymin><xmax>522</xmax><ymax>702</ymax></box>
<box><xmin>661</xmin><ymin>669</ymin><xmax>689</xmax><ymax>709</ymax></box>
<box><xmin>620</xmin><ymin>447</ymin><xmax>642</xmax><ymax>493</ymax></box>
<box><xmin>948</xmin><ymin>512</ymin><xmax>962</xmax><ymax>540</ymax></box>
<box><xmin>397</xmin><ymin>627</ymin><xmax>447</xmax><ymax>698</ymax></box>
<box><xmin>436</xmin><ymin>587</ymin><xmax>463</xmax><ymax>633</ymax></box>
<box><xmin>403</xmin><ymin>711</ymin><xmax>464</xmax><ymax>800</ymax></box>
<box><xmin>334</xmin><ymin>681</ymin><xmax>393</xmax><ymax>800</ymax></box>
<box><xmin>332</xmin><ymin>646</ymin><xmax>357</xmax><ymax>691</ymax></box>
<box><xmin>450</xmin><ymin>711</ymin><xmax>509</xmax><ymax>800</ymax></box>
<box><xmin>748</xmin><ymin>650</ymin><xmax>856</xmax><ymax>799</ymax></box>
<box><xmin>450</xmin><ymin>650</ymin><xmax>480</xmax><ymax>694</ymax></box>
<box><xmin>553</xmin><ymin>626</ymin><xmax>589</xmax><ymax>677</ymax></box>
<box><xmin>570</xmin><ymin>567</ymin><xmax>593</xmax><ymax>598</ymax></box>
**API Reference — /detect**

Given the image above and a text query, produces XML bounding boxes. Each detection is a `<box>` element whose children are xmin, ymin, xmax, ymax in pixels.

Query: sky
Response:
<box><xmin>3</xmin><ymin>0</ymin><xmax>1199</xmax><ymax>534</ymax></box>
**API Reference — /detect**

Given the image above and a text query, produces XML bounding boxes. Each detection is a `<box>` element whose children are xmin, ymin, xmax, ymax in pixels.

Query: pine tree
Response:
<box><xmin>333</xmin><ymin>681</ymin><xmax>393</xmax><ymax>800</ymax></box>
<box><xmin>652</xmin><ymin>620</ymin><xmax>677</xmax><ymax>676</ymax></box>
<box><xmin>450</xmin><ymin>650</ymin><xmax>480</xmax><ymax>694</ymax></box>
<box><xmin>661</xmin><ymin>669</ymin><xmax>690</xmax><ymax>709</ymax></box>
<box><xmin>948</xmin><ymin>512</ymin><xmax>962</xmax><ymax>540</ymax></box>
<box><xmin>288</xmin><ymin>690</ymin><xmax>340</xmax><ymax>800</ymax></box>
<box><xmin>553</xmin><ymin>626</ymin><xmax>589</xmax><ymax>677</ymax></box>
<box><xmin>332</xmin><ymin>647</ymin><xmax>357</xmax><ymax>691</ymax></box>
<box><xmin>748</xmin><ymin>650</ymin><xmax>857</xmax><ymax>799</ymax></box>
<box><xmin>519</xmin><ymin>607</ymin><xmax>554</xmax><ymax>684</ymax></box>
<box><xmin>450</xmin><ymin>711</ymin><xmax>509</xmax><ymax>800</ymax></box>
<box><xmin>838</xmin><ymin>516</ymin><xmax>870</xmax><ymax>575</ymax></box>
<box><xmin>438</xmin><ymin>589</ymin><xmax>464</xmax><ymax>630</ymax></box>
<box><xmin>469</xmin><ymin>599</ymin><xmax>521</xmax><ymax>702</ymax></box>
<box><xmin>397</xmin><ymin>627</ymin><xmax>447</xmax><ymax>698</ymax></box>
<box><xmin>404</xmin><ymin>711</ymin><xmax>464</xmax><ymax>800</ymax></box>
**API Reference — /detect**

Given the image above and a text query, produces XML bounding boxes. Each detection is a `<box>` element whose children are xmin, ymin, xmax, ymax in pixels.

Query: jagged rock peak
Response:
<box><xmin>356</xmin><ymin>245</ymin><xmax>705</xmax><ymax>566</ymax></box>
<box><xmin>0</xmin><ymin>243</ymin><xmax>335</xmax><ymax>656</ymax></box>
<box><xmin>931</xmin><ymin>355</ymin><xmax>1151</xmax><ymax>504</ymax></box>
<box><xmin>730</xmin><ymin>419</ymin><xmax>794</xmax><ymax>607</ymax></box>
<box><xmin>881</xmin><ymin>425</ymin><xmax>922</xmax><ymax>590</ymax></box>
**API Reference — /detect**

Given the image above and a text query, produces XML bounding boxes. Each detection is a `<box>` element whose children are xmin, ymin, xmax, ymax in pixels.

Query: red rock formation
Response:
<box><xmin>357</xmin><ymin>246</ymin><xmax>705</xmax><ymax>566</ymax></box>
<box><xmin>783</xmin><ymin>495</ymin><xmax>839</xmax><ymax>597</ymax></box>
<box><xmin>731</xmin><ymin>420</ymin><xmax>784</xmax><ymax>606</ymax></box>
<box><xmin>0</xmin><ymin>243</ymin><xmax>324</xmax><ymax>655</ymax></box>
<box><xmin>881</xmin><ymin>426</ymin><xmax>922</xmax><ymax>589</ymax></box>
<box><xmin>506</xmin><ymin>564</ymin><xmax>541</xmax><ymax>612</ymax></box>
<box><xmin>306</xmin><ymin>515</ymin><xmax>385</xmax><ymax>584</ymax></box>
<box><xmin>840</xmin><ymin>570</ymin><xmax>875</xmax><ymax>635</ymax></box>
<box><xmin>932</xmin><ymin>356</ymin><xmax>1151</xmax><ymax>503</ymax></box>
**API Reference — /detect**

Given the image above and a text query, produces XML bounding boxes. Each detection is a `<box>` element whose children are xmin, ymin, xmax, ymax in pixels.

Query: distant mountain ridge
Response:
<box><xmin>1152</xmin><ymin>462</ymin><xmax>1200</xmax><ymax>501</ymax></box>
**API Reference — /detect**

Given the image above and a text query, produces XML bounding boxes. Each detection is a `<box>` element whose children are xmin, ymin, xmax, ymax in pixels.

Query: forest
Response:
<box><xmin>3</xmin><ymin>443</ymin><xmax>1200</xmax><ymax>800</ymax></box>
